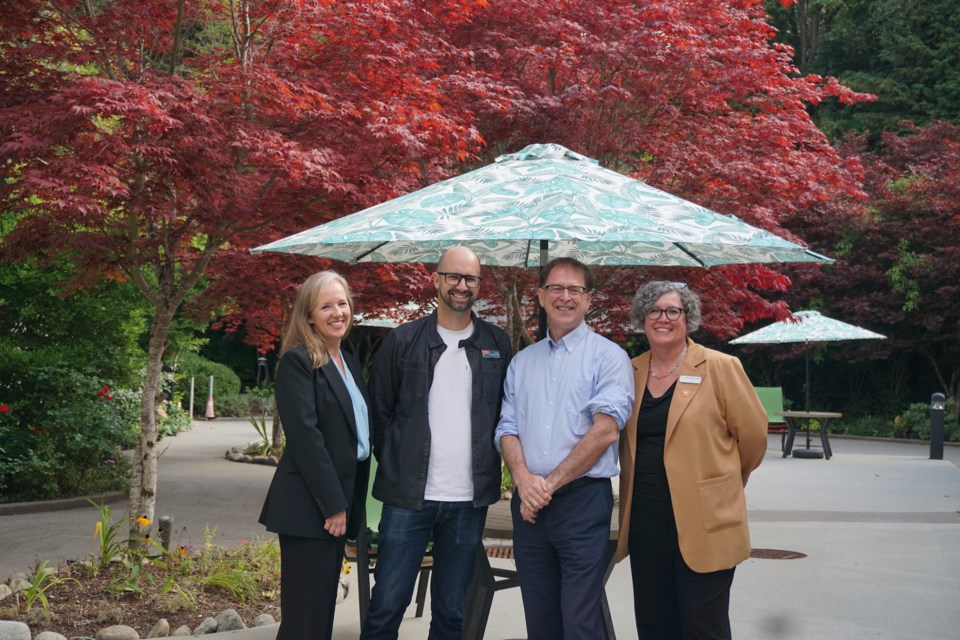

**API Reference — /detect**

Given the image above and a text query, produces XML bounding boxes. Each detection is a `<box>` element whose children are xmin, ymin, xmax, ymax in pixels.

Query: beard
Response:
<box><xmin>440</xmin><ymin>288</ymin><xmax>475</xmax><ymax>312</ymax></box>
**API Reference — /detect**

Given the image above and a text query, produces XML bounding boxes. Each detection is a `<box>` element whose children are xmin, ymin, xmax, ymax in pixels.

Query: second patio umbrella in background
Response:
<box><xmin>729</xmin><ymin>310</ymin><xmax>886</xmax><ymax>411</ymax></box>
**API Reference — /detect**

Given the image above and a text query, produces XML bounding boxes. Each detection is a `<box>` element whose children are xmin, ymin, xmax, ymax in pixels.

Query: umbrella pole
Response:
<box><xmin>538</xmin><ymin>240</ymin><xmax>548</xmax><ymax>341</ymax></box>
<box><xmin>804</xmin><ymin>343</ymin><xmax>811</xmax><ymax>412</ymax></box>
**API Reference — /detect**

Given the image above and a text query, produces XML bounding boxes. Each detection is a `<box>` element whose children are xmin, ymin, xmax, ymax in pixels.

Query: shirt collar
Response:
<box><xmin>548</xmin><ymin>321</ymin><xmax>591</xmax><ymax>353</ymax></box>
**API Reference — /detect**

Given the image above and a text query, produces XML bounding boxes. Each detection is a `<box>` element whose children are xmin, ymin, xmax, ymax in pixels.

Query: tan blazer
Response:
<box><xmin>616</xmin><ymin>340</ymin><xmax>767</xmax><ymax>573</ymax></box>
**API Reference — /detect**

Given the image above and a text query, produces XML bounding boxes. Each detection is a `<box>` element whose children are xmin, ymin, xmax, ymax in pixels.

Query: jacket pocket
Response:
<box><xmin>696</xmin><ymin>472</ymin><xmax>745</xmax><ymax>533</ymax></box>
<box><xmin>398</xmin><ymin>360</ymin><xmax>428</xmax><ymax>404</ymax></box>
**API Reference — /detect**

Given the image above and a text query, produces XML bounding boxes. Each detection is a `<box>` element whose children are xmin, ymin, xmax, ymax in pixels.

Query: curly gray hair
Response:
<box><xmin>630</xmin><ymin>281</ymin><xmax>702</xmax><ymax>334</ymax></box>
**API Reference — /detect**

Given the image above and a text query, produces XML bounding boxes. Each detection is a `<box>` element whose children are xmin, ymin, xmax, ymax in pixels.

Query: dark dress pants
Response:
<box><xmin>277</xmin><ymin>533</ymin><xmax>344</xmax><ymax>640</ymax></box>
<box><xmin>629</xmin><ymin>494</ymin><xmax>735</xmax><ymax>640</ymax></box>
<box><xmin>512</xmin><ymin>478</ymin><xmax>613</xmax><ymax>640</ymax></box>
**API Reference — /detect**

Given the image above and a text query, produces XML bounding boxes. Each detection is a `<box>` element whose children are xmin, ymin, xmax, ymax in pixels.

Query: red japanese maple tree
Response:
<box><xmin>0</xmin><ymin>0</ymin><xmax>496</xmax><ymax>543</ymax></box>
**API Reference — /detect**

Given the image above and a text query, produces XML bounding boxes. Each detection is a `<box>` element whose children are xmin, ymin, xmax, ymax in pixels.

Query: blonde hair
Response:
<box><xmin>281</xmin><ymin>271</ymin><xmax>355</xmax><ymax>368</ymax></box>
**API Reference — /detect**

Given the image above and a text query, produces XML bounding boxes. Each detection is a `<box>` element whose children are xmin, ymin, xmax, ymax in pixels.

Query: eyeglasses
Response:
<box><xmin>646</xmin><ymin>306</ymin><xmax>686</xmax><ymax>321</ymax></box>
<box><xmin>437</xmin><ymin>272</ymin><xmax>482</xmax><ymax>288</ymax></box>
<box><xmin>542</xmin><ymin>284</ymin><xmax>591</xmax><ymax>298</ymax></box>
<box><xmin>670</xmin><ymin>282</ymin><xmax>688</xmax><ymax>289</ymax></box>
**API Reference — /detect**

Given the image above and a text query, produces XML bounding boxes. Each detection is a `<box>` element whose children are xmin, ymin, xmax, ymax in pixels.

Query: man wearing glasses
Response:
<box><xmin>363</xmin><ymin>245</ymin><xmax>512</xmax><ymax>640</ymax></box>
<box><xmin>495</xmin><ymin>257</ymin><xmax>634</xmax><ymax>639</ymax></box>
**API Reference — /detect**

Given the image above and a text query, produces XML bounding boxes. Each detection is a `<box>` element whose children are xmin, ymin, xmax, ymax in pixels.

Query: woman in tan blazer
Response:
<box><xmin>616</xmin><ymin>281</ymin><xmax>767</xmax><ymax>639</ymax></box>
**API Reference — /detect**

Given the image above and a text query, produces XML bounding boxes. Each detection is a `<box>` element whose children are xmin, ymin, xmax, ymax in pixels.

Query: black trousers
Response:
<box><xmin>628</xmin><ymin>495</ymin><xmax>735</xmax><ymax>640</ymax></box>
<box><xmin>277</xmin><ymin>533</ymin><xmax>344</xmax><ymax>640</ymax></box>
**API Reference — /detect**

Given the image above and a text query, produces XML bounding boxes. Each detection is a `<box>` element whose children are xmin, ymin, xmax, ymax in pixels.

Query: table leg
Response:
<box><xmin>820</xmin><ymin>418</ymin><xmax>833</xmax><ymax>460</ymax></box>
<box><xmin>782</xmin><ymin>417</ymin><xmax>797</xmax><ymax>458</ymax></box>
<box><xmin>462</xmin><ymin>548</ymin><xmax>495</xmax><ymax>640</ymax></box>
<box><xmin>601</xmin><ymin>540</ymin><xmax>618</xmax><ymax>640</ymax></box>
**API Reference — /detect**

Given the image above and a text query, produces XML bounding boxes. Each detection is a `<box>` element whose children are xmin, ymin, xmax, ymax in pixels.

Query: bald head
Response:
<box><xmin>437</xmin><ymin>245</ymin><xmax>481</xmax><ymax>273</ymax></box>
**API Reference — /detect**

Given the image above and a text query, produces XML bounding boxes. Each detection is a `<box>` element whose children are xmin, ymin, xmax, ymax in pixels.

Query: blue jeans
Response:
<box><xmin>360</xmin><ymin>501</ymin><xmax>487</xmax><ymax>640</ymax></box>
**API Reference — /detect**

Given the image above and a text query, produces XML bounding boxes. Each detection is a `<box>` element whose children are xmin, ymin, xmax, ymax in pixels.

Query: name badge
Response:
<box><xmin>482</xmin><ymin>350</ymin><xmax>501</xmax><ymax>359</ymax></box>
<box><xmin>678</xmin><ymin>375</ymin><xmax>702</xmax><ymax>384</ymax></box>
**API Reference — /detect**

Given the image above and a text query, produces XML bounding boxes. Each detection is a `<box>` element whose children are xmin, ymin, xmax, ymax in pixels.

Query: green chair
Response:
<box><xmin>755</xmin><ymin>387</ymin><xmax>787</xmax><ymax>450</ymax></box>
<box><xmin>345</xmin><ymin>457</ymin><xmax>432</xmax><ymax>624</ymax></box>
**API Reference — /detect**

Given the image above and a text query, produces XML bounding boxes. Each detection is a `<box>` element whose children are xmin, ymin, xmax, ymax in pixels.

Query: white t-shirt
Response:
<box><xmin>425</xmin><ymin>323</ymin><xmax>475</xmax><ymax>501</ymax></box>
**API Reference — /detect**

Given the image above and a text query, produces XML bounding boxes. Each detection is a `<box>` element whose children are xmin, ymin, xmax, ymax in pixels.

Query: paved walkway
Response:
<box><xmin>3</xmin><ymin>420</ymin><xmax>960</xmax><ymax>639</ymax></box>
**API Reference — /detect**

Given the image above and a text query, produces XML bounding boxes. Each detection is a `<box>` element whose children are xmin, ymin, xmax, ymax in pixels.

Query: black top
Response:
<box><xmin>633</xmin><ymin>380</ymin><xmax>676</xmax><ymax>502</ymax></box>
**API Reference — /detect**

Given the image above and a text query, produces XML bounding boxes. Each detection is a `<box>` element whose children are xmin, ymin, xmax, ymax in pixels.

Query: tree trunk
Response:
<box><xmin>271</xmin><ymin>406</ymin><xmax>283</xmax><ymax>451</ymax></box>
<box><xmin>128</xmin><ymin>305</ymin><xmax>176</xmax><ymax>551</ymax></box>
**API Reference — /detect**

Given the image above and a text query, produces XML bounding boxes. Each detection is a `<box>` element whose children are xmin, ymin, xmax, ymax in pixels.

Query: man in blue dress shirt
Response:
<box><xmin>495</xmin><ymin>257</ymin><xmax>634</xmax><ymax>640</ymax></box>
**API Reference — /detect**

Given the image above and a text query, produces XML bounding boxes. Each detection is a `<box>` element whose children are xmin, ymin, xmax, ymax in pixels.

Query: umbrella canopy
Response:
<box><xmin>251</xmin><ymin>143</ymin><xmax>832</xmax><ymax>268</ymax></box>
<box><xmin>730</xmin><ymin>310</ymin><xmax>886</xmax><ymax>410</ymax></box>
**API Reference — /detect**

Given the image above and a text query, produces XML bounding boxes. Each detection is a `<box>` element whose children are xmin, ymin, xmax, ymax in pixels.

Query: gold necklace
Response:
<box><xmin>649</xmin><ymin>343</ymin><xmax>688</xmax><ymax>380</ymax></box>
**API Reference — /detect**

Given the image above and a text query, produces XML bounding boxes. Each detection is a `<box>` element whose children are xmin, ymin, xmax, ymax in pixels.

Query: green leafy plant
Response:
<box><xmin>19</xmin><ymin>560</ymin><xmax>79</xmax><ymax>613</ymax></box>
<box><xmin>88</xmin><ymin>500</ymin><xmax>129</xmax><ymax>575</ymax></box>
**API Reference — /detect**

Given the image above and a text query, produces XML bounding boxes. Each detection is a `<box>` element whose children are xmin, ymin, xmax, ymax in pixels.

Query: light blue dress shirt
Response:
<box><xmin>335</xmin><ymin>360</ymin><xmax>371</xmax><ymax>461</ymax></box>
<box><xmin>494</xmin><ymin>322</ymin><xmax>634</xmax><ymax>479</ymax></box>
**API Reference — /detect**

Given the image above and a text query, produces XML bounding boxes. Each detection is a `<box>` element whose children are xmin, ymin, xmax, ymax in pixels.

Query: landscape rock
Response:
<box><xmin>251</xmin><ymin>614</ymin><xmax>275</xmax><ymax>627</ymax></box>
<box><xmin>0</xmin><ymin>584</ymin><xmax>12</xmax><ymax>600</ymax></box>
<box><xmin>190</xmin><ymin>618</ymin><xmax>217</xmax><ymax>636</ymax></box>
<box><xmin>94</xmin><ymin>625</ymin><xmax>139</xmax><ymax>640</ymax></box>
<box><xmin>0</xmin><ymin>620</ymin><xmax>31</xmax><ymax>640</ymax></box>
<box><xmin>35</xmin><ymin>632</ymin><xmax>67</xmax><ymax>640</ymax></box>
<box><xmin>68</xmin><ymin>637</ymin><xmax>96</xmax><ymax>640</ymax></box>
<box><xmin>146</xmin><ymin>619</ymin><xmax>169</xmax><ymax>638</ymax></box>
<box><xmin>5</xmin><ymin>576</ymin><xmax>30</xmax><ymax>594</ymax></box>
<box><xmin>170</xmin><ymin>627</ymin><xmax>191</xmax><ymax>637</ymax></box>
<box><xmin>213</xmin><ymin>610</ymin><xmax>244</xmax><ymax>632</ymax></box>
<box><xmin>251</xmin><ymin>455</ymin><xmax>270</xmax><ymax>465</ymax></box>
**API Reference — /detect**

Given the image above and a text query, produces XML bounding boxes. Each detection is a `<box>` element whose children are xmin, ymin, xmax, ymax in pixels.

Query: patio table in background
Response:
<box><xmin>778</xmin><ymin>410</ymin><xmax>842</xmax><ymax>459</ymax></box>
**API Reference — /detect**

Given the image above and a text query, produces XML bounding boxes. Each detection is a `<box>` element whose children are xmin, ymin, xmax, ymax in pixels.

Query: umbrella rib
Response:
<box><xmin>674</xmin><ymin>243</ymin><xmax>707</xmax><ymax>267</ymax></box>
<box><xmin>349</xmin><ymin>241</ymin><xmax>392</xmax><ymax>264</ymax></box>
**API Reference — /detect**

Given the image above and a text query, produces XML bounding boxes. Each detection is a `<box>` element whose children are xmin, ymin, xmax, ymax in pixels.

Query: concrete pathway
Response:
<box><xmin>3</xmin><ymin>421</ymin><xmax>960</xmax><ymax>639</ymax></box>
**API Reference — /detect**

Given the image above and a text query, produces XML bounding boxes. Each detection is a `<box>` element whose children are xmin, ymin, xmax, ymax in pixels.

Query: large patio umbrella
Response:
<box><xmin>729</xmin><ymin>310</ymin><xmax>886</xmax><ymax>411</ymax></box>
<box><xmin>252</xmin><ymin>143</ymin><xmax>832</xmax><ymax>338</ymax></box>
<box><xmin>252</xmin><ymin>143</ymin><xmax>831</xmax><ymax>268</ymax></box>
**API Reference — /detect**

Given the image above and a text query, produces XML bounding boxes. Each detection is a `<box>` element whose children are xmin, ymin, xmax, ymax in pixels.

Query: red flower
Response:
<box><xmin>0</xmin><ymin>403</ymin><xmax>8</xmax><ymax>414</ymax></box>
<box><xmin>105</xmin><ymin>395</ymin><xmax>113</xmax><ymax>401</ymax></box>
<box><xmin>97</xmin><ymin>390</ymin><xmax>105</xmax><ymax>396</ymax></box>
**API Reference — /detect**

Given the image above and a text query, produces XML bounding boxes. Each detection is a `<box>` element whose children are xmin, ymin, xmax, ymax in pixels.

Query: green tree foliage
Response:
<box><xmin>767</xmin><ymin>0</ymin><xmax>960</xmax><ymax>140</ymax></box>
<box><xmin>0</xmin><ymin>258</ymin><xmax>145</xmax><ymax>501</ymax></box>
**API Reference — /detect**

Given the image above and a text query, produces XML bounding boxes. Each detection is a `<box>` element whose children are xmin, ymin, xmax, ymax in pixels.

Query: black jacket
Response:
<box><xmin>369</xmin><ymin>311</ymin><xmax>512</xmax><ymax>509</ymax></box>
<box><xmin>259</xmin><ymin>347</ymin><xmax>370</xmax><ymax>540</ymax></box>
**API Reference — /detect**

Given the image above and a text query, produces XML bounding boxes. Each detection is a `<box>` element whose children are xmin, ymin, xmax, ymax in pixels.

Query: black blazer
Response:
<box><xmin>259</xmin><ymin>346</ymin><xmax>370</xmax><ymax>540</ymax></box>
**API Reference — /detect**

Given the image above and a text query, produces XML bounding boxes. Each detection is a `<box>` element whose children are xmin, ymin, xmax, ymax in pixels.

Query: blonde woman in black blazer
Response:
<box><xmin>259</xmin><ymin>271</ymin><xmax>371</xmax><ymax>639</ymax></box>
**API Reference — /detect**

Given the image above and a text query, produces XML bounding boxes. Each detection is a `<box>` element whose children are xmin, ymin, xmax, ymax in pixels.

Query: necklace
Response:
<box><xmin>649</xmin><ymin>343</ymin><xmax>688</xmax><ymax>380</ymax></box>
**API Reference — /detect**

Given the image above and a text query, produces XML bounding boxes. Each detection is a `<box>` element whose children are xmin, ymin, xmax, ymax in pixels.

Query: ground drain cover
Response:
<box><xmin>750</xmin><ymin>548</ymin><xmax>807</xmax><ymax>560</ymax></box>
<box><xmin>488</xmin><ymin>546</ymin><xmax>805</xmax><ymax>560</ymax></box>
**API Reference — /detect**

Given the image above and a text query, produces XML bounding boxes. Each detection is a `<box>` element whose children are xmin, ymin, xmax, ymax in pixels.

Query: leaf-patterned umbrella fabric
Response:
<box><xmin>729</xmin><ymin>311</ymin><xmax>886</xmax><ymax>345</ymax></box>
<box><xmin>729</xmin><ymin>310</ymin><xmax>885</xmax><ymax>411</ymax></box>
<box><xmin>252</xmin><ymin>143</ymin><xmax>832</xmax><ymax>267</ymax></box>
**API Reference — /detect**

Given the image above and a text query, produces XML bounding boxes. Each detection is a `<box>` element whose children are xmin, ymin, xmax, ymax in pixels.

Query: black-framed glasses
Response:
<box><xmin>646</xmin><ymin>306</ymin><xmax>685</xmax><ymax>321</ymax></box>
<box><xmin>438</xmin><ymin>272</ymin><xmax>482</xmax><ymax>288</ymax></box>
<box><xmin>542</xmin><ymin>284</ymin><xmax>591</xmax><ymax>298</ymax></box>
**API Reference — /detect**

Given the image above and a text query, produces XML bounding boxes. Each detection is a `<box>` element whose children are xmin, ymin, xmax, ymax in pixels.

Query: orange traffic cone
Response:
<box><xmin>205</xmin><ymin>375</ymin><xmax>216</xmax><ymax>420</ymax></box>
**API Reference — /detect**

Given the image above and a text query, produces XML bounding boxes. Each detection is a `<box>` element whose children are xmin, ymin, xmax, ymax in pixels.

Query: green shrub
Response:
<box><xmin>159</xmin><ymin>403</ymin><xmax>193</xmax><ymax>440</ymax></box>
<box><xmin>0</xmin><ymin>351</ymin><xmax>134</xmax><ymax>502</ymax></box>
<box><xmin>172</xmin><ymin>353</ymin><xmax>241</xmax><ymax>407</ymax></box>
<box><xmin>895</xmin><ymin>400</ymin><xmax>959</xmax><ymax>441</ymax></box>
<box><xmin>212</xmin><ymin>393</ymin><xmax>252</xmax><ymax>417</ymax></box>
<box><xmin>833</xmin><ymin>415</ymin><xmax>895</xmax><ymax>438</ymax></box>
